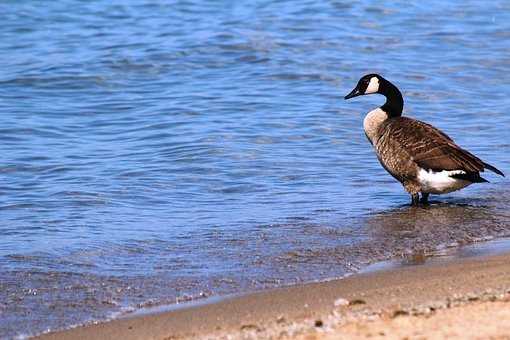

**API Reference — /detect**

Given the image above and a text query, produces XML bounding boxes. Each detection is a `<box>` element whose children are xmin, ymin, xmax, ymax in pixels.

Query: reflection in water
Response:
<box><xmin>275</xmin><ymin>189</ymin><xmax>510</xmax><ymax>273</ymax></box>
<box><xmin>361</xmin><ymin>194</ymin><xmax>510</xmax><ymax>265</ymax></box>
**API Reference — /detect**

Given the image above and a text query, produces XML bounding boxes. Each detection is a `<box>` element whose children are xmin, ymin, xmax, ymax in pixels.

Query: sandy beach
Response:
<box><xmin>37</xmin><ymin>247</ymin><xmax>510</xmax><ymax>340</ymax></box>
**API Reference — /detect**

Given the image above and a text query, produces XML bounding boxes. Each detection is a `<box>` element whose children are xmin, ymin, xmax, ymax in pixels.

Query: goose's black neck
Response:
<box><xmin>379</xmin><ymin>78</ymin><xmax>403</xmax><ymax>117</ymax></box>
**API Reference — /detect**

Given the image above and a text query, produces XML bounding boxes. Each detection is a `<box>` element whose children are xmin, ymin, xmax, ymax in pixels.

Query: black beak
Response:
<box><xmin>344</xmin><ymin>87</ymin><xmax>361</xmax><ymax>100</ymax></box>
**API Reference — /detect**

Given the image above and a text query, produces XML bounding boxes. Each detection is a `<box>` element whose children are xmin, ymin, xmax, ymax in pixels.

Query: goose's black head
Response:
<box><xmin>344</xmin><ymin>74</ymin><xmax>384</xmax><ymax>100</ymax></box>
<box><xmin>344</xmin><ymin>74</ymin><xmax>404</xmax><ymax>117</ymax></box>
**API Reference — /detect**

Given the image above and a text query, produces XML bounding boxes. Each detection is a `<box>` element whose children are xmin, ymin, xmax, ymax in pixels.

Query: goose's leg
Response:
<box><xmin>404</xmin><ymin>182</ymin><xmax>421</xmax><ymax>207</ymax></box>
<box><xmin>420</xmin><ymin>193</ymin><xmax>430</xmax><ymax>205</ymax></box>
<box><xmin>411</xmin><ymin>193</ymin><xmax>420</xmax><ymax>206</ymax></box>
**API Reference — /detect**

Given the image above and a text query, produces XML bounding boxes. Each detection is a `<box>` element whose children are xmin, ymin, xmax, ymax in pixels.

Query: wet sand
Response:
<box><xmin>37</xmin><ymin>251</ymin><xmax>510</xmax><ymax>340</ymax></box>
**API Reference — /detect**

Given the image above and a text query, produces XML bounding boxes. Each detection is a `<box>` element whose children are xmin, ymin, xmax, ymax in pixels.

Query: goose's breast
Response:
<box><xmin>363</xmin><ymin>108</ymin><xmax>388</xmax><ymax>145</ymax></box>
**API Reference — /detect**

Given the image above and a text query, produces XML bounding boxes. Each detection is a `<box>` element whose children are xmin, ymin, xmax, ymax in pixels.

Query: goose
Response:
<box><xmin>344</xmin><ymin>74</ymin><xmax>504</xmax><ymax>206</ymax></box>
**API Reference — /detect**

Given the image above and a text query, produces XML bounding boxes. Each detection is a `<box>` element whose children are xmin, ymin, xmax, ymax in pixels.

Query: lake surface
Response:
<box><xmin>1</xmin><ymin>0</ymin><xmax>509</xmax><ymax>338</ymax></box>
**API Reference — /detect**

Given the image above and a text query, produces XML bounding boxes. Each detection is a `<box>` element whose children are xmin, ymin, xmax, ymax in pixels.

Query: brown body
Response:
<box><xmin>363</xmin><ymin>107</ymin><xmax>503</xmax><ymax>198</ymax></box>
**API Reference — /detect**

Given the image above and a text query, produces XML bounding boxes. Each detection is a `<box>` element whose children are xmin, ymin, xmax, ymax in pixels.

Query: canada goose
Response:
<box><xmin>345</xmin><ymin>74</ymin><xmax>504</xmax><ymax>206</ymax></box>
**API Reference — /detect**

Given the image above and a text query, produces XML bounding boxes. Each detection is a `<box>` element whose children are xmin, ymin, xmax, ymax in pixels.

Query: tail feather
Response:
<box><xmin>483</xmin><ymin>162</ymin><xmax>505</xmax><ymax>177</ymax></box>
<box><xmin>451</xmin><ymin>172</ymin><xmax>489</xmax><ymax>183</ymax></box>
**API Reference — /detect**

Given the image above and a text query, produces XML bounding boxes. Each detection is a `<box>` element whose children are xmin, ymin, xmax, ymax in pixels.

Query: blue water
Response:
<box><xmin>1</xmin><ymin>1</ymin><xmax>509</xmax><ymax>338</ymax></box>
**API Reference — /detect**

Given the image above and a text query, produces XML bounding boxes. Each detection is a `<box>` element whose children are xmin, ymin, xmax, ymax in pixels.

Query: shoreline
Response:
<box><xmin>38</xmin><ymin>244</ymin><xmax>510</xmax><ymax>340</ymax></box>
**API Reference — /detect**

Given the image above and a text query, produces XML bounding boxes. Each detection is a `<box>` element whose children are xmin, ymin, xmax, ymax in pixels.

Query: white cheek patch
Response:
<box><xmin>365</xmin><ymin>77</ymin><xmax>379</xmax><ymax>94</ymax></box>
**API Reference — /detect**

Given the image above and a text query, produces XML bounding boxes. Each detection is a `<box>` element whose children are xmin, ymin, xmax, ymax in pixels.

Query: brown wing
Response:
<box><xmin>378</xmin><ymin>117</ymin><xmax>495</xmax><ymax>174</ymax></box>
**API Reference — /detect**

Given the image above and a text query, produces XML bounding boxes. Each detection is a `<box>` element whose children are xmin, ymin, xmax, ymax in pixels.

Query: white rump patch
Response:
<box><xmin>417</xmin><ymin>168</ymin><xmax>472</xmax><ymax>194</ymax></box>
<box><xmin>365</xmin><ymin>77</ymin><xmax>380</xmax><ymax>94</ymax></box>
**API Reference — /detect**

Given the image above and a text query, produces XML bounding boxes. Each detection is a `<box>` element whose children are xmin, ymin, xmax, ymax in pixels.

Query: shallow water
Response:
<box><xmin>1</xmin><ymin>1</ymin><xmax>509</xmax><ymax>338</ymax></box>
